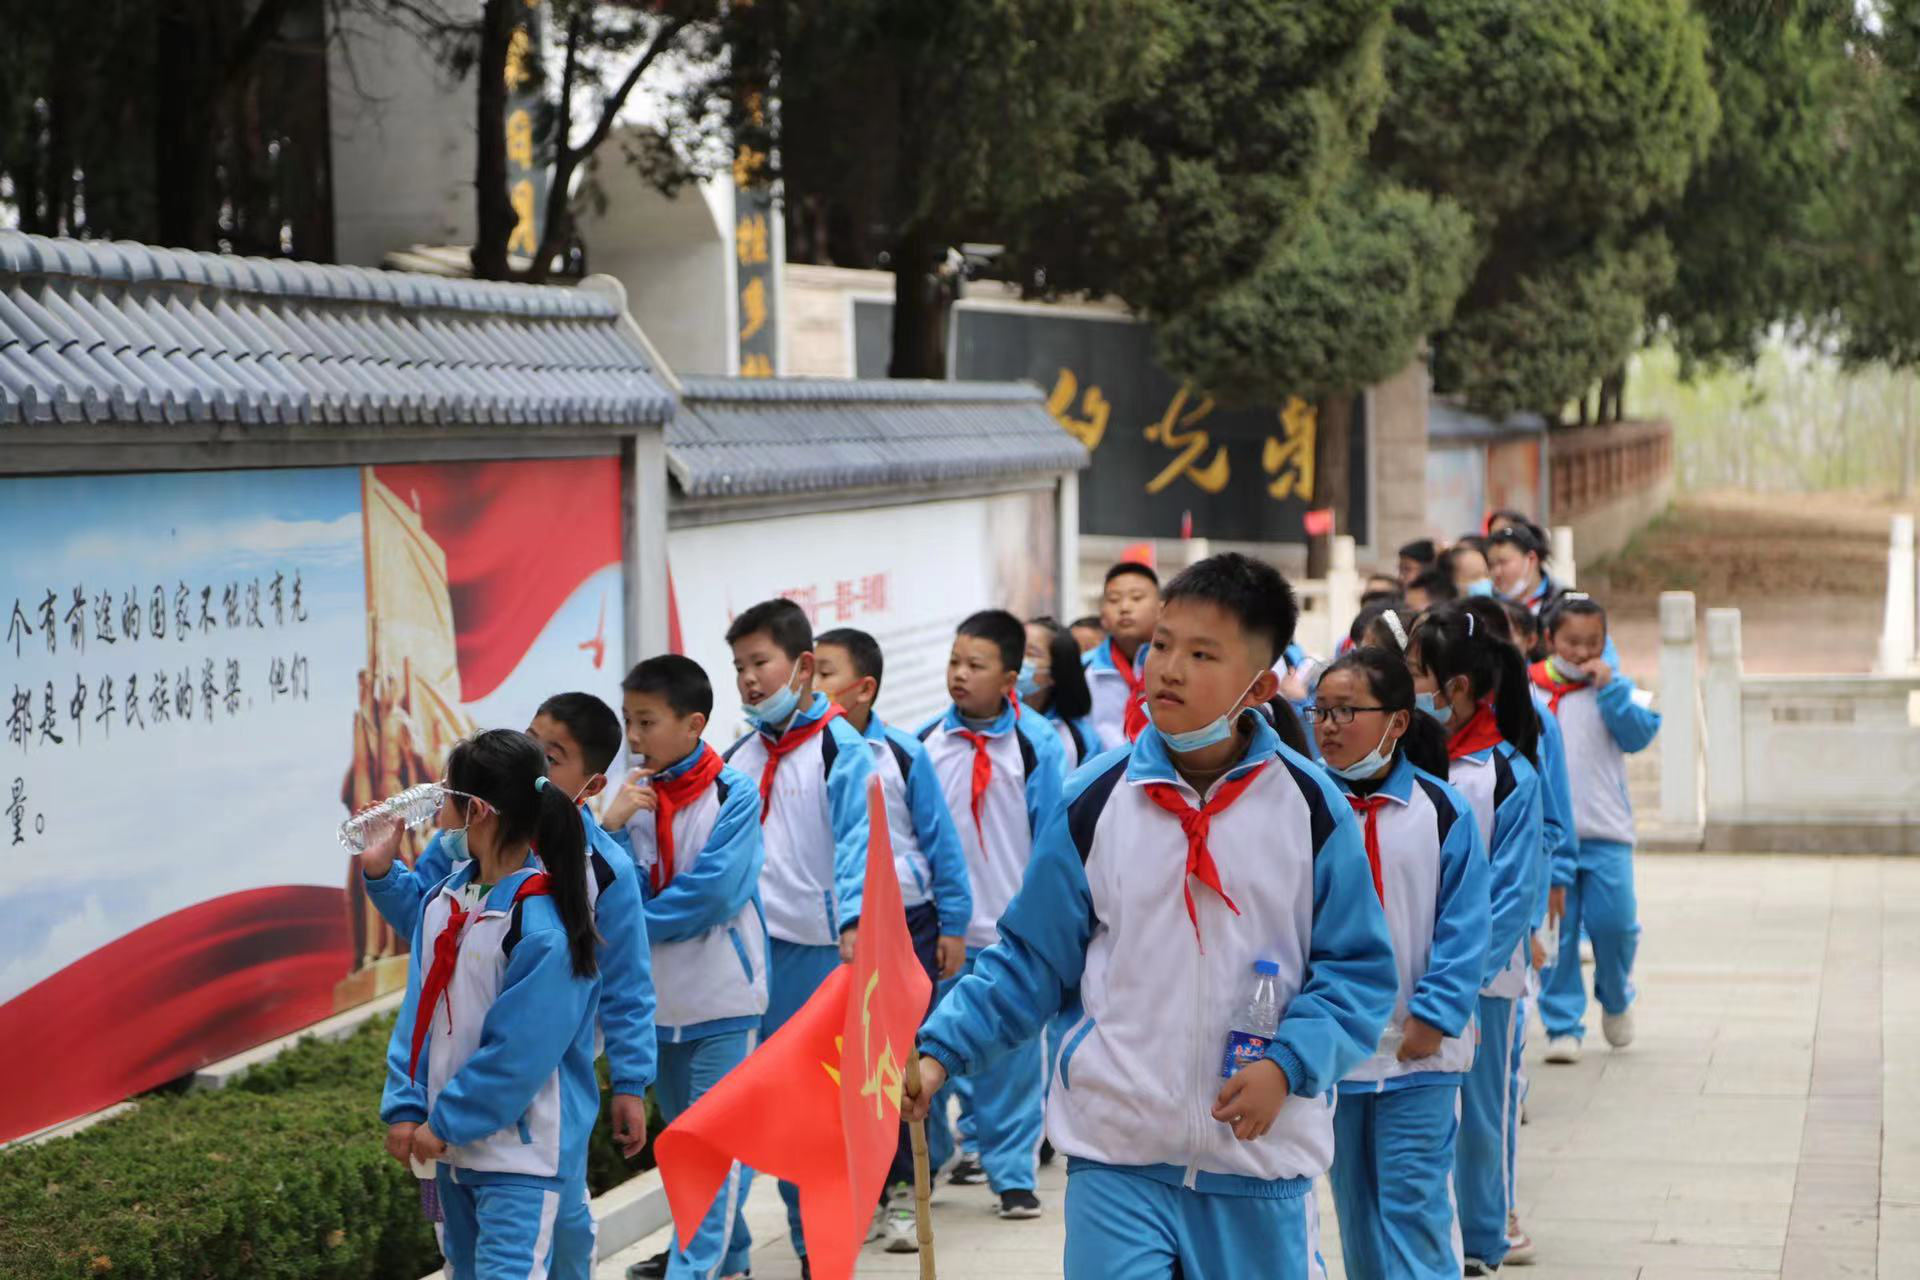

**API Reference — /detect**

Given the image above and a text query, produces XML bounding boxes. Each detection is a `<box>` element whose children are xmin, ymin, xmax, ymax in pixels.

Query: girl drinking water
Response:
<box><xmin>380</xmin><ymin>729</ymin><xmax>604</xmax><ymax>1280</ymax></box>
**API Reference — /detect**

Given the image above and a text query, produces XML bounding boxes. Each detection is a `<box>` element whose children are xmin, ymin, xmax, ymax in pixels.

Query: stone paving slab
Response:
<box><xmin>599</xmin><ymin>855</ymin><xmax>1913</xmax><ymax>1280</ymax></box>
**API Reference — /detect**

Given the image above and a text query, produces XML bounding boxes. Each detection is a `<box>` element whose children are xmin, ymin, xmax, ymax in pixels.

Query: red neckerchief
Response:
<box><xmin>1142</xmin><ymin>762</ymin><xmax>1269</xmax><ymax>949</ymax></box>
<box><xmin>1446</xmin><ymin>699</ymin><xmax>1505</xmax><ymax>760</ymax></box>
<box><xmin>1528</xmin><ymin>659</ymin><xmax>1585</xmax><ymax>716</ymax></box>
<box><xmin>1347</xmin><ymin>794</ymin><xmax>1390</xmax><ymax>903</ymax></box>
<box><xmin>410</xmin><ymin>872</ymin><xmax>552</xmax><ymax>1081</ymax></box>
<box><xmin>955</xmin><ymin>729</ymin><xmax>996</xmax><ymax>860</ymax></box>
<box><xmin>756</xmin><ymin>705</ymin><xmax>844</xmax><ymax>823</ymax></box>
<box><xmin>1113</xmin><ymin>641</ymin><xmax>1149</xmax><ymax>742</ymax></box>
<box><xmin>650</xmin><ymin>745</ymin><xmax>725</xmax><ymax>892</ymax></box>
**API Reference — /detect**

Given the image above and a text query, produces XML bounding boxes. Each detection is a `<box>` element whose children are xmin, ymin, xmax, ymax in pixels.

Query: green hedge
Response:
<box><xmin>0</xmin><ymin>1013</ymin><xmax>656</xmax><ymax>1280</ymax></box>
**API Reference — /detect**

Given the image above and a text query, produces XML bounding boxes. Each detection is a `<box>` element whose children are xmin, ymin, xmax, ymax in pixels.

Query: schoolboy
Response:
<box><xmin>1069</xmin><ymin>615</ymin><xmax>1106</xmax><ymax>654</ymax></box>
<box><xmin>907</xmin><ymin>555</ymin><xmax>1396</xmax><ymax>1280</ymax></box>
<box><xmin>1532</xmin><ymin>596</ymin><xmax>1660</xmax><ymax>1060</ymax></box>
<box><xmin>1398</xmin><ymin>538</ymin><xmax>1439</xmax><ymax>587</ymax></box>
<box><xmin>814</xmin><ymin>627</ymin><xmax>972</xmax><ymax>1251</ymax></box>
<box><xmin>1084</xmin><ymin>562</ymin><xmax>1160</xmax><ymax>746</ymax></box>
<box><xmin>720</xmin><ymin>598</ymin><xmax>875</xmax><ymax>1267</ymax></box>
<box><xmin>916</xmin><ymin>609</ymin><xmax>1067</xmax><ymax>1218</ymax></box>
<box><xmin>360</xmin><ymin>692</ymin><xmax>655</xmax><ymax>1280</ymax></box>
<box><xmin>597</xmin><ymin>656</ymin><xmax>764</xmax><ymax>1280</ymax></box>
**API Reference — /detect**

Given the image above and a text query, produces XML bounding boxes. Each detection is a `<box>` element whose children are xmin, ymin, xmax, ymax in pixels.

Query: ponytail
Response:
<box><xmin>534</xmin><ymin>780</ymin><xmax>597</xmax><ymax>978</ymax></box>
<box><xmin>1031</xmin><ymin>616</ymin><xmax>1095</xmax><ymax>721</ymax></box>
<box><xmin>445</xmin><ymin>728</ymin><xmax>600</xmax><ymax>979</ymax></box>
<box><xmin>1408</xmin><ymin>602</ymin><xmax>1539</xmax><ymax>767</ymax></box>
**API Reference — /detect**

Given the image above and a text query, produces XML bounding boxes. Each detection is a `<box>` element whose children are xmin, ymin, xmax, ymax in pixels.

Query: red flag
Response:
<box><xmin>655</xmin><ymin>778</ymin><xmax>932</xmax><ymax>1280</ymax></box>
<box><xmin>1303</xmin><ymin>507</ymin><xmax>1336</xmax><ymax>538</ymax></box>
<box><xmin>1118</xmin><ymin>539</ymin><xmax>1157</xmax><ymax>571</ymax></box>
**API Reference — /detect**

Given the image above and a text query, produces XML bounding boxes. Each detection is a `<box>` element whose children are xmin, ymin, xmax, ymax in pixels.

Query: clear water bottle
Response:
<box><xmin>338</xmin><ymin>783</ymin><xmax>446</xmax><ymax>854</ymax></box>
<box><xmin>1538</xmin><ymin>917</ymin><xmax>1561</xmax><ymax>971</ymax></box>
<box><xmin>1220</xmin><ymin>959</ymin><xmax>1281</xmax><ymax>1079</ymax></box>
<box><xmin>411</xmin><ymin>1156</ymin><xmax>444</xmax><ymax>1223</ymax></box>
<box><xmin>1376</xmin><ymin>1020</ymin><xmax>1404</xmax><ymax>1061</ymax></box>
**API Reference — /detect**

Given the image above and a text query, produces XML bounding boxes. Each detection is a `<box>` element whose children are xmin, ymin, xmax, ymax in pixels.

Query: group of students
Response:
<box><xmin>361</xmin><ymin>515</ymin><xmax>1658</xmax><ymax>1280</ymax></box>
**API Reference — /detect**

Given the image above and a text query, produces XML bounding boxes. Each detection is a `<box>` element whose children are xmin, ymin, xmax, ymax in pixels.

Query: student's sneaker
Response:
<box><xmin>1506</xmin><ymin>1214</ymin><xmax>1537</xmax><ymax>1264</ymax></box>
<box><xmin>1602</xmin><ymin>1008</ymin><xmax>1635</xmax><ymax>1048</ymax></box>
<box><xmin>1463</xmin><ymin>1259</ymin><xmax>1498</xmax><ymax>1276</ymax></box>
<box><xmin>997</xmin><ymin>1189</ymin><xmax>1043</xmax><ymax>1219</ymax></box>
<box><xmin>1544</xmin><ymin>1035</ymin><xmax>1582</xmax><ymax>1064</ymax></box>
<box><xmin>883</xmin><ymin>1183</ymin><xmax>919</xmax><ymax>1253</ymax></box>
<box><xmin>1039</xmin><ymin>1138</ymin><xmax>1055</xmax><ymax>1166</ymax></box>
<box><xmin>626</xmin><ymin>1251</ymin><xmax>669</xmax><ymax>1280</ymax></box>
<box><xmin>948</xmin><ymin>1155</ymin><xmax>987</xmax><ymax>1185</ymax></box>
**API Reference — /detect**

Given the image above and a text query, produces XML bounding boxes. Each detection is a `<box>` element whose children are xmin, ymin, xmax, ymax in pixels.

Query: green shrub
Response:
<box><xmin>1</xmin><ymin>1012</ymin><xmax>655</xmax><ymax>1279</ymax></box>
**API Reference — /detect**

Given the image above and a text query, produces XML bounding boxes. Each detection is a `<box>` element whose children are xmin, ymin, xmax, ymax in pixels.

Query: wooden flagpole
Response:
<box><xmin>903</xmin><ymin>1055</ymin><xmax>937</xmax><ymax>1280</ymax></box>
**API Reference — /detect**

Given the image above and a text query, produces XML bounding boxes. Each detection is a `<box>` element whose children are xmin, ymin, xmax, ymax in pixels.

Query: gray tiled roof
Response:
<box><xmin>0</xmin><ymin>233</ymin><xmax>673</xmax><ymax>427</ymax></box>
<box><xmin>1429</xmin><ymin>399</ymin><xmax>1549</xmax><ymax>441</ymax></box>
<box><xmin>671</xmin><ymin>376</ymin><xmax>1088</xmax><ymax>498</ymax></box>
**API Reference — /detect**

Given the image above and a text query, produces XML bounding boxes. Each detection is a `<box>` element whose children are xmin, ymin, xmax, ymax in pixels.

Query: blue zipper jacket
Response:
<box><xmin>865</xmin><ymin>712</ymin><xmax>973</xmax><ymax>938</ymax></box>
<box><xmin>364</xmin><ymin>807</ymin><xmax>657</xmax><ymax>1096</ymax></box>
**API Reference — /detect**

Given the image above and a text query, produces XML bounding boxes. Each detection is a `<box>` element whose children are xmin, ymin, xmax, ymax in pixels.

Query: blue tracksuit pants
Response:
<box><xmin>1062</xmin><ymin>1162</ymin><xmax>1326</xmax><ymax>1280</ymax></box>
<box><xmin>887</xmin><ymin>902</ymin><xmax>942</xmax><ymax>1189</ymax></box>
<box><xmin>925</xmin><ymin>948</ymin><xmax>1043</xmax><ymax>1194</ymax></box>
<box><xmin>1540</xmin><ymin>839</ymin><xmax>1640</xmax><ymax>1039</ymax></box>
<box><xmin>433</xmin><ymin>1168</ymin><xmax>575</xmax><ymax>1280</ymax></box>
<box><xmin>549</xmin><ymin>1179</ymin><xmax>596</xmax><ymax>1280</ymax></box>
<box><xmin>1455</xmin><ymin>995</ymin><xmax>1519</xmax><ymax>1267</ymax></box>
<box><xmin>656</xmin><ymin>1030</ymin><xmax>757</xmax><ymax>1279</ymax></box>
<box><xmin>764</xmin><ymin>938</ymin><xmax>842</xmax><ymax>1258</ymax></box>
<box><xmin>1330</xmin><ymin>1084</ymin><xmax>1463</xmax><ymax>1279</ymax></box>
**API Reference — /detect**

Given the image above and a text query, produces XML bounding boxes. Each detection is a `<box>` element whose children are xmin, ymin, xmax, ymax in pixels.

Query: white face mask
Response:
<box><xmin>1153</xmin><ymin>676</ymin><xmax>1260</xmax><ymax>754</ymax></box>
<box><xmin>1326</xmin><ymin>722</ymin><xmax>1398</xmax><ymax>782</ymax></box>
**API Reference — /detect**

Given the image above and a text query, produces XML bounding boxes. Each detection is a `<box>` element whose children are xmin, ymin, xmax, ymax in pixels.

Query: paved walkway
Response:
<box><xmin>601</xmin><ymin>854</ymin><xmax>1916</xmax><ymax>1280</ymax></box>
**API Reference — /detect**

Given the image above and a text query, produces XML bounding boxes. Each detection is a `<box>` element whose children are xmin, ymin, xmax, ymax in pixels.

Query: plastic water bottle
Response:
<box><xmin>338</xmin><ymin>783</ymin><xmax>446</xmax><ymax>854</ymax></box>
<box><xmin>1539</xmin><ymin>917</ymin><xmax>1561</xmax><ymax>971</ymax></box>
<box><xmin>1220</xmin><ymin>959</ymin><xmax>1281</xmax><ymax>1078</ymax></box>
<box><xmin>411</xmin><ymin>1156</ymin><xmax>444</xmax><ymax>1223</ymax></box>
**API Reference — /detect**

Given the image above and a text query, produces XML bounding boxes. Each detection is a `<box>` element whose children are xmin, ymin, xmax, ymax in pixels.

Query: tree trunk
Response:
<box><xmin>471</xmin><ymin>0</ymin><xmax>517</xmax><ymax>280</ymax></box>
<box><xmin>888</xmin><ymin>227</ymin><xmax>947</xmax><ymax>379</ymax></box>
<box><xmin>154</xmin><ymin>2</ymin><xmax>218</xmax><ymax>249</ymax></box>
<box><xmin>1903</xmin><ymin>375</ymin><xmax>1916</xmax><ymax>501</ymax></box>
<box><xmin>1305</xmin><ymin>393</ymin><xmax>1355</xmax><ymax>578</ymax></box>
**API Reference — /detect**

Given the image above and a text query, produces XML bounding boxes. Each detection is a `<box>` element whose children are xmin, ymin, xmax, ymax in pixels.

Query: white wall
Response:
<box><xmin>326</xmin><ymin>2</ymin><xmax>478</xmax><ymax>269</ymax></box>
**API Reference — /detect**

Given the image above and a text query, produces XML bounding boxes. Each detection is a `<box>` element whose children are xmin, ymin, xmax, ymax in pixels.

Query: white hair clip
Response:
<box><xmin>1383</xmin><ymin>611</ymin><xmax>1409</xmax><ymax>650</ymax></box>
<box><xmin>1466</xmin><ymin>612</ymin><xmax>1477</xmax><ymax>637</ymax></box>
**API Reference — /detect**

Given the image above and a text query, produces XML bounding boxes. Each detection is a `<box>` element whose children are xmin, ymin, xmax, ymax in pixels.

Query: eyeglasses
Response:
<box><xmin>1302</xmin><ymin>705</ymin><xmax>1387</xmax><ymax>727</ymax></box>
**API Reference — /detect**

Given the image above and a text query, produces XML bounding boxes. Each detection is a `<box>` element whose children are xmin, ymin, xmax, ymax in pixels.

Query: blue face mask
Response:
<box><xmin>1465</xmin><ymin>577</ymin><xmax>1495</xmax><ymax>597</ymax></box>
<box><xmin>1327</xmin><ymin>723</ymin><xmax>1399</xmax><ymax>782</ymax></box>
<box><xmin>744</xmin><ymin>667</ymin><xmax>806</xmax><ymax>730</ymax></box>
<box><xmin>1016</xmin><ymin>661</ymin><xmax>1041</xmax><ymax>701</ymax></box>
<box><xmin>1414</xmin><ymin>689</ymin><xmax>1454</xmax><ymax>727</ymax></box>
<box><xmin>1155</xmin><ymin>677</ymin><xmax>1259</xmax><ymax>754</ymax></box>
<box><xmin>442</xmin><ymin>826</ymin><xmax>470</xmax><ymax>862</ymax></box>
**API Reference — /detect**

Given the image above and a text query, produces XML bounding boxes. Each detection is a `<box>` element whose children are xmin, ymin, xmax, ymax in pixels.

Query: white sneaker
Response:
<box><xmin>1505</xmin><ymin>1214</ymin><xmax>1537</xmax><ymax>1265</ymax></box>
<box><xmin>882</xmin><ymin>1184</ymin><xmax>919</xmax><ymax>1253</ymax></box>
<box><xmin>1602</xmin><ymin>1008</ymin><xmax>1635</xmax><ymax>1048</ymax></box>
<box><xmin>1544</xmin><ymin>1035</ymin><xmax>1581</xmax><ymax>1064</ymax></box>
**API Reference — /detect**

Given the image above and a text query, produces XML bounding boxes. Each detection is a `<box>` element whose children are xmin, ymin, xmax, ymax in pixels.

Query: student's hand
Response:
<box><xmin>936</xmin><ymin>935</ymin><xmax>967</xmax><ymax>981</ymax></box>
<box><xmin>1397</xmin><ymin>1017</ymin><xmax>1444</xmax><ymax>1062</ymax></box>
<box><xmin>1211</xmin><ymin>1058</ymin><xmax>1290</xmax><ymax>1141</ymax></box>
<box><xmin>409</xmin><ymin>1123</ymin><xmax>449</xmax><ymax>1164</ymax></box>
<box><xmin>903</xmin><ymin>1056</ymin><xmax>946</xmax><ymax>1123</ymax></box>
<box><xmin>385</xmin><ymin>1121</ymin><xmax>419</xmax><ymax>1167</ymax></box>
<box><xmin>1581</xmin><ymin>658</ymin><xmax>1614</xmax><ymax>689</ymax></box>
<box><xmin>600</xmin><ymin>770</ymin><xmax>656</xmax><ymax>831</ymax></box>
<box><xmin>358</xmin><ymin>815</ymin><xmax>403</xmax><ymax>880</ymax></box>
<box><xmin>1549</xmin><ymin>886</ymin><xmax>1566</xmax><ymax>924</ymax></box>
<box><xmin>610</xmin><ymin>1093</ymin><xmax>649</xmax><ymax>1159</ymax></box>
<box><xmin>1278</xmin><ymin>667</ymin><xmax>1311</xmax><ymax>703</ymax></box>
<box><xmin>1531</xmin><ymin>933</ymin><xmax>1550</xmax><ymax>970</ymax></box>
<box><xmin>839</xmin><ymin>926</ymin><xmax>859</xmax><ymax>964</ymax></box>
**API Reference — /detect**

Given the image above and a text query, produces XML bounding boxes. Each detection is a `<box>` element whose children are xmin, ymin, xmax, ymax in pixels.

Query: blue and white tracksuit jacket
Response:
<box><xmin>381</xmin><ymin>863</ymin><xmax>603</xmax><ymax>1275</ymax></box>
<box><xmin>1045</xmin><ymin>708</ymin><xmax>1106</xmax><ymax>778</ymax></box>
<box><xmin>1448</xmin><ymin>737</ymin><xmax>1544</xmax><ymax>1269</ymax></box>
<box><xmin>917</xmin><ymin>699</ymin><xmax>1067</xmax><ymax>951</ymax></box>
<box><xmin>1334</xmin><ymin>756</ymin><xmax>1491</xmax><ymax>1093</ymax></box>
<box><xmin>918</xmin><ymin>713</ymin><xmax>1397</xmax><ymax>1197</ymax></box>
<box><xmin>606</xmin><ymin>749</ymin><xmax>767</xmax><ymax>1043</ymax></box>
<box><xmin>1081</xmin><ymin>636</ymin><xmax>1144</xmax><ymax>752</ymax></box>
<box><xmin>1534</xmin><ymin>693</ymin><xmax>1580</xmax><ymax>909</ymax></box>
<box><xmin>865</xmin><ymin>713</ymin><xmax>973</xmax><ymax>938</ymax></box>
<box><xmin>723</xmin><ymin>692</ymin><xmax>876</xmax><ymax>943</ymax></box>
<box><xmin>1540</xmin><ymin>675</ymin><xmax>1661</xmax><ymax>1039</ymax></box>
<box><xmin>366</xmin><ymin>806</ymin><xmax>656</xmax><ymax>1098</ymax></box>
